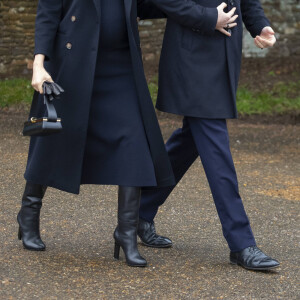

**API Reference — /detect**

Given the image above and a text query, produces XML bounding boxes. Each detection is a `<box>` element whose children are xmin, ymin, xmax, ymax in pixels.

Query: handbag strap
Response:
<box><xmin>43</xmin><ymin>85</ymin><xmax>58</xmax><ymax>121</ymax></box>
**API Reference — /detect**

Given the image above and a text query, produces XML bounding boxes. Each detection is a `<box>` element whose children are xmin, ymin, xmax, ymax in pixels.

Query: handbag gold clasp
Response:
<box><xmin>30</xmin><ymin>117</ymin><xmax>61</xmax><ymax>123</ymax></box>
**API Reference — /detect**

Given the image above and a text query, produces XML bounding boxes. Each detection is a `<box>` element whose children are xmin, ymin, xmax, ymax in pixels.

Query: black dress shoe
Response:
<box><xmin>230</xmin><ymin>246</ymin><xmax>280</xmax><ymax>271</ymax></box>
<box><xmin>137</xmin><ymin>219</ymin><xmax>172</xmax><ymax>248</ymax></box>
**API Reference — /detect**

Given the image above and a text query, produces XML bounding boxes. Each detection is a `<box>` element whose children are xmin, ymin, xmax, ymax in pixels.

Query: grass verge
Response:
<box><xmin>0</xmin><ymin>79</ymin><xmax>33</xmax><ymax>108</ymax></box>
<box><xmin>149</xmin><ymin>77</ymin><xmax>300</xmax><ymax>116</ymax></box>
<box><xmin>0</xmin><ymin>78</ymin><xmax>299</xmax><ymax>116</ymax></box>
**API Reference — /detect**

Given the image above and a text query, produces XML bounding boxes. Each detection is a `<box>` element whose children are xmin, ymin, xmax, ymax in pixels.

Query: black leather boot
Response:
<box><xmin>230</xmin><ymin>246</ymin><xmax>280</xmax><ymax>271</ymax></box>
<box><xmin>17</xmin><ymin>182</ymin><xmax>47</xmax><ymax>251</ymax></box>
<box><xmin>138</xmin><ymin>219</ymin><xmax>172</xmax><ymax>248</ymax></box>
<box><xmin>114</xmin><ymin>186</ymin><xmax>147</xmax><ymax>267</ymax></box>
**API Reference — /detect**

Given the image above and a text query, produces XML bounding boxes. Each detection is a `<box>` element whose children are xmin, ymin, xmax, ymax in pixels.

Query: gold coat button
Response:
<box><xmin>71</xmin><ymin>16</ymin><xmax>76</xmax><ymax>22</ymax></box>
<box><xmin>66</xmin><ymin>43</ymin><xmax>72</xmax><ymax>50</ymax></box>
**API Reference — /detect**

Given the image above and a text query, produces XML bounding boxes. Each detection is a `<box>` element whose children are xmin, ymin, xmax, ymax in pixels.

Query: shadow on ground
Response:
<box><xmin>0</xmin><ymin>112</ymin><xmax>299</xmax><ymax>299</ymax></box>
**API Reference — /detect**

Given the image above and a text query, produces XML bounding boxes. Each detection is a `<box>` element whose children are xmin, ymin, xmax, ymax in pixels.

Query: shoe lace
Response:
<box><xmin>248</xmin><ymin>246</ymin><xmax>262</xmax><ymax>255</ymax></box>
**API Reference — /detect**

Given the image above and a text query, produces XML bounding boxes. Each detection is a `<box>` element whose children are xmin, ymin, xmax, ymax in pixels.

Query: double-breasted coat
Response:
<box><xmin>25</xmin><ymin>0</ymin><xmax>180</xmax><ymax>194</ymax></box>
<box><xmin>139</xmin><ymin>0</ymin><xmax>270</xmax><ymax>118</ymax></box>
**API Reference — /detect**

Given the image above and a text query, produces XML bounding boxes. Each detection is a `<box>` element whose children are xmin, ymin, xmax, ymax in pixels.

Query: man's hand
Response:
<box><xmin>216</xmin><ymin>2</ymin><xmax>238</xmax><ymax>37</ymax></box>
<box><xmin>254</xmin><ymin>26</ymin><xmax>276</xmax><ymax>49</ymax></box>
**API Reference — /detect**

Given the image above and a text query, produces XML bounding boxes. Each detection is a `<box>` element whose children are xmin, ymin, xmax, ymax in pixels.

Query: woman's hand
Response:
<box><xmin>254</xmin><ymin>26</ymin><xmax>276</xmax><ymax>49</ymax></box>
<box><xmin>216</xmin><ymin>3</ymin><xmax>238</xmax><ymax>37</ymax></box>
<box><xmin>32</xmin><ymin>54</ymin><xmax>53</xmax><ymax>94</ymax></box>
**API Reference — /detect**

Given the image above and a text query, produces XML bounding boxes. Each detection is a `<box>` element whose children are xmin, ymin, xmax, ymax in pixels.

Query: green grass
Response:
<box><xmin>236</xmin><ymin>81</ymin><xmax>300</xmax><ymax>115</ymax></box>
<box><xmin>148</xmin><ymin>77</ymin><xmax>300</xmax><ymax>115</ymax></box>
<box><xmin>1</xmin><ymin>78</ymin><xmax>299</xmax><ymax>115</ymax></box>
<box><xmin>148</xmin><ymin>80</ymin><xmax>159</xmax><ymax>104</ymax></box>
<box><xmin>0</xmin><ymin>79</ymin><xmax>33</xmax><ymax>108</ymax></box>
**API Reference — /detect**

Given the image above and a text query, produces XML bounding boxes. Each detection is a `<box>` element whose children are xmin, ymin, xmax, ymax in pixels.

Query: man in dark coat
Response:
<box><xmin>137</xmin><ymin>0</ymin><xmax>280</xmax><ymax>271</ymax></box>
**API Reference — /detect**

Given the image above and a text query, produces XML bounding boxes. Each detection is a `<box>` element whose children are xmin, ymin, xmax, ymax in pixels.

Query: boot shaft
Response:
<box><xmin>21</xmin><ymin>182</ymin><xmax>47</xmax><ymax>209</ymax></box>
<box><xmin>117</xmin><ymin>186</ymin><xmax>141</xmax><ymax>224</ymax></box>
<box><xmin>18</xmin><ymin>182</ymin><xmax>47</xmax><ymax>251</ymax></box>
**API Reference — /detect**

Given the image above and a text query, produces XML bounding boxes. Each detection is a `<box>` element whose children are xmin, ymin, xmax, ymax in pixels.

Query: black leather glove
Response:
<box><xmin>43</xmin><ymin>81</ymin><xmax>64</xmax><ymax>101</ymax></box>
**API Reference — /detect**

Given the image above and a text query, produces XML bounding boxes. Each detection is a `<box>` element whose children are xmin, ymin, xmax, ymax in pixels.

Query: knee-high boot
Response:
<box><xmin>113</xmin><ymin>186</ymin><xmax>147</xmax><ymax>267</ymax></box>
<box><xmin>17</xmin><ymin>182</ymin><xmax>47</xmax><ymax>251</ymax></box>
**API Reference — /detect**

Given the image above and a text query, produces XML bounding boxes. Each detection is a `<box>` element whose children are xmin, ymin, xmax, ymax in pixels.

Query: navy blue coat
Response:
<box><xmin>25</xmin><ymin>0</ymin><xmax>179</xmax><ymax>194</ymax></box>
<box><xmin>139</xmin><ymin>0</ymin><xmax>270</xmax><ymax>118</ymax></box>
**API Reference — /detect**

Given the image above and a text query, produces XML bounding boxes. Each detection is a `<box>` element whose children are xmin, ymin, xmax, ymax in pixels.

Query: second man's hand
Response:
<box><xmin>216</xmin><ymin>2</ymin><xmax>238</xmax><ymax>37</ymax></box>
<box><xmin>254</xmin><ymin>26</ymin><xmax>276</xmax><ymax>49</ymax></box>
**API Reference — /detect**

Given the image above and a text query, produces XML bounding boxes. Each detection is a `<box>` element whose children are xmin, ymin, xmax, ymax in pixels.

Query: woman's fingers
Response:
<box><xmin>32</xmin><ymin>84</ymin><xmax>39</xmax><ymax>93</ymax></box>
<box><xmin>32</xmin><ymin>77</ymin><xmax>52</xmax><ymax>94</ymax></box>
<box><xmin>31</xmin><ymin>81</ymin><xmax>42</xmax><ymax>93</ymax></box>
<box><xmin>38</xmin><ymin>84</ymin><xmax>44</xmax><ymax>94</ymax></box>
<box><xmin>31</xmin><ymin>61</ymin><xmax>54</xmax><ymax>95</ymax></box>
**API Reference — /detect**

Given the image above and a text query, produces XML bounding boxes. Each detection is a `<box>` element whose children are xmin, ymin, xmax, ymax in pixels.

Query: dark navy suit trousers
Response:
<box><xmin>140</xmin><ymin>117</ymin><xmax>256</xmax><ymax>252</ymax></box>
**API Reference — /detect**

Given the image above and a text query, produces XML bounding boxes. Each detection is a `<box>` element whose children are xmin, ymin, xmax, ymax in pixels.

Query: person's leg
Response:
<box><xmin>139</xmin><ymin>117</ymin><xmax>199</xmax><ymax>222</ymax></box>
<box><xmin>17</xmin><ymin>181</ymin><xmax>47</xmax><ymax>251</ymax></box>
<box><xmin>187</xmin><ymin>117</ymin><xmax>256</xmax><ymax>252</ymax></box>
<box><xmin>114</xmin><ymin>186</ymin><xmax>147</xmax><ymax>267</ymax></box>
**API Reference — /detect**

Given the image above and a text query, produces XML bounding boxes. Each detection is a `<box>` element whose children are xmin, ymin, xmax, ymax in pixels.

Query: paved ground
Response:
<box><xmin>0</xmin><ymin>112</ymin><xmax>299</xmax><ymax>299</ymax></box>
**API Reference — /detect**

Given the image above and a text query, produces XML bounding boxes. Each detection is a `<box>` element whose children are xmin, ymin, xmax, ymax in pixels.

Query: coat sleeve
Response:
<box><xmin>140</xmin><ymin>0</ymin><xmax>218</xmax><ymax>35</ymax></box>
<box><xmin>241</xmin><ymin>0</ymin><xmax>271</xmax><ymax>38</ymax></box>
<box><xmin>137</xmin><ymin>0</ymin><xmax>167</xmax><ymax>20</ymax></box>
<box><xmin>34</xmin><ymin>0</ymin><xmax>63</xmax><ymax>60</ymax></box>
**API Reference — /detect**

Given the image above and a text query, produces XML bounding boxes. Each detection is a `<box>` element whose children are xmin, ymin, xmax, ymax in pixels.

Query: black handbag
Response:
<box><xmin>23</xmin><ymin>82</ymin><xmax>64</xmax><ymax>137</ymax></box>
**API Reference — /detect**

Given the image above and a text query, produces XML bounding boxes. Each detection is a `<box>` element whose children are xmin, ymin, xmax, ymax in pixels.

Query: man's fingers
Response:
<box><xmin>218</xmin><ymin>28</ymin><xmax>231</xmax><ymax>37</ymax></box>
<box><xmin>227</xmin><ymin>7</ymin><xmax>236</xmax><ymax>18</ymax></box>
<box><xmin>256</xmin><ymin>36</ymin><xmax>271</xmax><ymax>48</ymax></box>
<box><xmin>219</xmin><ymin>2</ymin><xmax>227</xmax><ymax>10</ymax></box>
<box><xmin>256</xmin><ymin>35</ymin><xmax>275</xmax><ymax>48</ymax></box>
<box><xmin>254</xmin><ymin>39</ymin><xmax>259</xmax><ymax>48</ymax></box>
<box><xmin>254</xmin><ymin>39</ymin><xmax>263</xmax><ymax>49</ymax></box>
<box><xmin>228</xmin><ymin>14</ymin><xmax>238</xmax><ymax>24</ymax></box>
<box><xmin>254</xmin><ymin>38</ymin><xmax>264</xmax><ymax>49</ymax></box>
<box><xmin>263</xmin><ymin>26</ymin><xmax>275</xmax><ymax>35</ymax></box>
<box><xmin>227</xmin><ymin>22</ymin><xmax>237</xmax><ymax>28</ymax></box>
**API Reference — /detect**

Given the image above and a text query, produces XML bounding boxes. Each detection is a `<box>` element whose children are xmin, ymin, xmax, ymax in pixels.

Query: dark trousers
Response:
<box><xmin>139</xmin><ymin>117</ymin><xmax>256</xmax><ymax>252</ymax></box>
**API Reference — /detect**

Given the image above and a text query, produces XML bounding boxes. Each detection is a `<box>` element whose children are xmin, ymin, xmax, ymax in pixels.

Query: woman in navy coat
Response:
<box><xmin>17</xmin><ymin>0</ymin><xmax>181</xmax><ymax>267</ymax></box>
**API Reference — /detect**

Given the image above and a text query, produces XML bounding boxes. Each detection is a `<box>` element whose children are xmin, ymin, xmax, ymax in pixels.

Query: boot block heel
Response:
<box><xmin>18</xmin><ymin>227</ymin><xmax>22</xmax><ymax>240</ymax></box>
<box><xmin>114</xmin><ymin>242</ymin><xmax>120</xmax><ymax>260</ymax></box>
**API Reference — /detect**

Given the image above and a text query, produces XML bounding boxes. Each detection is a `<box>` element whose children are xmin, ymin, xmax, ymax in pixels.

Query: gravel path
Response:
<box><xmin>0</xmin><ymin>112</ymin><xmax>299</xmax><ymax>299</ymax></box>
